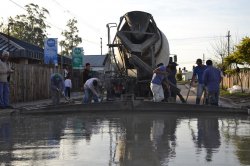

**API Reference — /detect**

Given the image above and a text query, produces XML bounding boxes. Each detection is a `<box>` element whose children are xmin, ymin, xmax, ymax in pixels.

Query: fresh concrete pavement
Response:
<box><xmin>0</xmin><ymin>84</ymin><xmax>242</xmax><ymax>116</ymax></box>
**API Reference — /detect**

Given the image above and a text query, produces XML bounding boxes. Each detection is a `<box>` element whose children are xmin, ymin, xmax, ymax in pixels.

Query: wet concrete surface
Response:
<box><xmin>0</xmin><ymin>112</ymin><xmax>250</xmax><ymax>166</ymax></box>
<box><xmin>1</xmin><ymin>84</ymin><xmax>244</xmax><ymax>115</ymax></box>
<box><xmin>1</xmin><ymin>86</ymin><xmax>250</xmax><ymax>165</ymax></box>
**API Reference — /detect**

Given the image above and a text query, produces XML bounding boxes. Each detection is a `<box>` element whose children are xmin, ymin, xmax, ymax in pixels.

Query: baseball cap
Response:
<box><xmin>2</xmin><ymin>51</ymin><xmax>9</xmax><ymax>57</ymax></box>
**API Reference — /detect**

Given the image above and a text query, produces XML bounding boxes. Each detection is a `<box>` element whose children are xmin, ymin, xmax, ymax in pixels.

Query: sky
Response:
<box><xmin>1</xmin><ymin>0</ymin><xmax>250</xmax><ymax>70</ymax></box>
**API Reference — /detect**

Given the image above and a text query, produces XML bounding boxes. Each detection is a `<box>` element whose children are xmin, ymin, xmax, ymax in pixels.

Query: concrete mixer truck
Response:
<box><xmin>106</xmin><ymin>11</ymin><xmax>184</xmax><ymax>101</ymax></box>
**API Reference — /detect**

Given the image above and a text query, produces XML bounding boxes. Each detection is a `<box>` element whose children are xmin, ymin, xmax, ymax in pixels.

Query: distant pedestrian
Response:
<box><xmin>83</xmin><ymin>77</ymin><xmax>101</xmax><ymax>104</ymax></box>
<box><xmin>203</xmin><ymin>60</ymin><xmax>222</xmax><ymax>106</ymax></box>
<box><xmin>191</xmin><ymin>59</ymin><xmax>207</xmax><ymax>104</ymax></box>
<box><xmin>0</xmin><ymin>51</ymin><xmax>14</xmax><ymax>109</ymax></box>
<box><xmin>50</xmin><ymin>71</ymin><xmax>64</xmax><ymax>105</ymax></box>
<box><xmin>63</xmin><ymin>66</ymin><xmax>70</xmax><ymax>80</ymax></box>
<box><xmin>150</xmin><ymin>64</ymin><xmax>168</xmax><ymax>102</ymax></box>
<box><xmin>64</xmin><ymin>75</ymin><xmax>72</xmax><ymax>98</ymax></box>
<box><xmin>82</xmin><ymin>63</ymin><xmax>91</xmax><ymax>85</ymax></box>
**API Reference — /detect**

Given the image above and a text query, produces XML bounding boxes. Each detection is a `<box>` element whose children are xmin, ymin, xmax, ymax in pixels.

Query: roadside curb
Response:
<box><xmin>219</xmin><ymin>96</ymin><xmax>240</xmax><ymax>108</ymax></box>
<box><xmin>184</xmin><ymin>84</ymin><xmax>240</xmax><ymax>108</ymax></box>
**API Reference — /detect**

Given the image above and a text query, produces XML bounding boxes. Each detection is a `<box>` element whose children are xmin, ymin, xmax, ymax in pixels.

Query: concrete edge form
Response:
<box><xmin>13</xmin><ymin>100</ymin><xmax>249</xmax><ymax>115</ymax></box>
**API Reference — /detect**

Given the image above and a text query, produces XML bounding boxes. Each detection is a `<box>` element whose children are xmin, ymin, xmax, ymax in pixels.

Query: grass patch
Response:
<box><xmin>220</xmin><ymin>88</ymin><xmax>250</xmax><ymax>98</ymax></box>
<box><xmin>177</xmin><ymin>80</ymin><xmax>190</xmax><ymax>85</ymax></box>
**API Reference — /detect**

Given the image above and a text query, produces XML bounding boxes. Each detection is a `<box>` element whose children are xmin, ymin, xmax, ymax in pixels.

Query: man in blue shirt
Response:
<box><xmin>191</xmin><ymin>59</ymin><xmax>207</xmax><ymax>104</ymax></box>
<box><xmin>203</xmin><ymin>60</ymin><xmax>222</xmax><ymax>106</ymax></box>
<box><xmin>151</xmin><ymin>64</ymin><xmax>168</xmax><ymax>102</ymax></box>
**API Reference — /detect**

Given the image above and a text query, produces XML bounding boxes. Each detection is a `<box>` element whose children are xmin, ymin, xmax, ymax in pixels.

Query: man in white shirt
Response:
<box><xmin>83</xmin><ymin>78</ymin><xmax>101</xmax><ymax>103</ymax></box>
<box><xmin>64</xmin><ymin>75</ymin><xmax>72</xmax><ymax>98</ymax></box>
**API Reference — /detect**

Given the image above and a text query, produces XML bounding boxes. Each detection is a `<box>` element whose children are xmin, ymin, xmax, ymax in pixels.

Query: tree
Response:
<box><xmin>224</xmin><ymin>37</ymin><xmax>250</xmax><ymax>92</ymax></box>
<box><xmin>0</xmin><ymin>18</ymin><xmax>4</xmax><ymax>32</ymax></box>
<box><xmin>225</xmin><ymin>37</ymin><xmax>250</xmax><ymax>67</ymax></box>
<box><xmin>211</xmin><ymin>37</ymin><xmax>228</xmax><ymax>64</ymax></box>
<box><xmin>5</xmin><ymin>3</ymin><xmax>50</xmax><ymax>48</ymax></box>
<box><xmin>59</xmin><ymin>18</ymin><xmax>82</xmax><ymax>56</ymax></box>
<box><xmin>235</xmin><ymin>37</ymin><xmax>250</xmax><ymax>65</ymax></box>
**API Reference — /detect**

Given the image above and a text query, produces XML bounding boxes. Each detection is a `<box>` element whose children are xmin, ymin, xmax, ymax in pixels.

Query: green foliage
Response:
<box><xmin>59</xmin><ymin>18</ymin><xmax>82</xmax><ymax>56</ymax></box>
<box><xmin>220</xmin><ymin>88</ymin><xmax>250</xmax><ymax>97</ymax></box>
<box><xmin>176</xmin><ymin>73</ymin><xmax>182</xmax><ymax>81</ymax></box>
<box><xmin>237</xmin><ymin>37</ymin><xmax>250</xmax><ymax>64</ymax></box>
<box><xmin>225</xmin><ymin>37</ymin><xmax>250</xmax><ymax>66</ymax></box>
<box><xmin>7</xmin><ymin>3</ymin><xmax>50</xmax><ymax>48</ymax></box>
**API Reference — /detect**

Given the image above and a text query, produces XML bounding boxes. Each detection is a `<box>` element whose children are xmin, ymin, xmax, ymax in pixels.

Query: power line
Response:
<box><xmin>8</xmin><ymin>0</ymin><xmax>26</xmax><ymax>11</ymax></box>
<box><xmin>8</xmin><ymin>0</ymin><xmax>99</xmax><ymax>45</ymax></box>
<box><xmin>169</xmin><ymin>35</ymin><xmax>224</xmax><ymax>41</ymax></box>
<box><xmin>8</xmin><ymin>0</ymin><xmax>63</xmax><ymax>31</ymax></box>
<box><xmin>51</xmin><ymin>0</ymin><xmax>101</xmax><ymax>33</ymax></box>
<box><xmin>50</xmin><ymin>0</ymin><xmax>101</xmax><ymax>44</ymax></box>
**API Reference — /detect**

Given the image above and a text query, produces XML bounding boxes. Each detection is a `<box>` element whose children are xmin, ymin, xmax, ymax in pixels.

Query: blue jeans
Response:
<box><xmin>83</xmin><ymin>88</ymin><xmax>98</xmax><ymax>104</ymax></box>
<box><xmin>0</xmin><ymin>82</ymin><xmax>10</xmax><ymax>108</ymax></box>
<box><xmin>197</xmin><ymin>84</ymin><xmax>206</xmax><ymax>98</ymax></box>
<box><xmin>208</xmin><ymin>91</ymin><xmax>219</xmax><ymax>106</ymax></box>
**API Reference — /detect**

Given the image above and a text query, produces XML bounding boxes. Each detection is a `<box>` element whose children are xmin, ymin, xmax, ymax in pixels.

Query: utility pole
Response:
<box><xmin>226</xmin><ymin>31</ymin><xmax>231</xmax><ymax>56</ymax></box>
<box><xmin>202</xmin><ymin>53</ymin><xmax>205</xmax><ymax>64</ymax></box>
<box><xmin>8</xmin><ymin>24</ymin><xmax>10</xmax><ymax>51</ymax></box>
<box><xmin>100</xmin><ymin>37</ymin><xmax>102</xmax><ymax>55</ymax></box>
<box><xmin>61</xmin><ymin>44</ymin><xmax>63</xmax><ymax>69</ymax></box>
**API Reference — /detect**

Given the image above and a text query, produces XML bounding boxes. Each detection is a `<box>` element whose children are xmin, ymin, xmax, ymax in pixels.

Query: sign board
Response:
<box><xmin>44</xmin><ymin>38</ymin><xmax>58</xmax><ymax>65</ymax></box>
<box><xmin>72</xmin><ymin>47</ymin><xmax>84</xmax><ymax>69</ymax></box>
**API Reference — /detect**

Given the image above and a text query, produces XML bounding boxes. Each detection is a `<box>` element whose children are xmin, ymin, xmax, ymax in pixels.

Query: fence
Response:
<box><xmin>222</xmin><ymin>71</ymin><xmax>250</xmax><ymax>90</ymax></box>
<box><xmin>8</xmin><ymin>64</ymin><xmax>61</xmax><ymax>103</ymax></box>
<box><xmin>8</xmin><ymin>64</ymin><xmax>102</xmax><ymax>103</ymax></box>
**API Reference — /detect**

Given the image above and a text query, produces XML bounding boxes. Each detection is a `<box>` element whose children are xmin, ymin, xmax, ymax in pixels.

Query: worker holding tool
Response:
<box><xmin>83</xmin><ymin>77</ymin><xmax>101</xmax><ymax>104</ymax></box>
<box><xmin>190</xmin><ymin>59</ymin><xmax>207</xmax><ymax>104</ymax></box>
<box><xmin>150</xmin><ymin>63</ymin><xmax>169</xmax><ymax>102</ymax></box>
<box><xmin>50</xmin><ymin>71</ymin><xmax>64</xmax><ymax>105</ymax></box>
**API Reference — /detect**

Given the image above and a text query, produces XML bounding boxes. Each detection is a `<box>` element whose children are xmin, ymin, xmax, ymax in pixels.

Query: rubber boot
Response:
<box><xmin>205</xmin><ymin>98</ymin><xmax>209</xmax><ymax>105</ymax></box>
<box><xmin>196</xmin><ymin>98</ymin><xmax>201</xmax><ymax>105</ymax></box>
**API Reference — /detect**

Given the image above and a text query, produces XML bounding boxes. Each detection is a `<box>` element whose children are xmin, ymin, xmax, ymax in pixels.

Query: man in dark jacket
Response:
<box><xmin>82</xmin><ymin>63</ymin><xmax>91</xmax><ymax>85</ymax></box>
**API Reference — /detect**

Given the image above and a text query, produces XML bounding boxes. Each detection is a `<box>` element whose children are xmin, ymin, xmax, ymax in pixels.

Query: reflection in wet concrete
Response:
<box><xmin>0</xmin><ymin>113</ymin><xmax>249</xmax><ymax>166</ymax></box>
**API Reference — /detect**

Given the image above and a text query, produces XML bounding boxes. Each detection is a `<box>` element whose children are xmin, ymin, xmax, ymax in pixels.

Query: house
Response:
<box><xmin>182</xmin><ymin>71</ymin><xmax>193</xmax><ymax>81</ymax></box>
<box><xmin>83</xmin><ymin>55</ymin><xmax>110</xmax><ymax>73</ymax></box>
<box><xmin>0</xmin><ymin>32</ymin><xmax>71</xmax><ymax>66</ymax></box>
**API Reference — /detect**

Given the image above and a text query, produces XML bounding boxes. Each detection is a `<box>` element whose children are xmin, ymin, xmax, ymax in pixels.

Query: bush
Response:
<box><xmin>176</xmin><ymin>73</ymin><xmax>182</xmax><ymax>81</ymax></box>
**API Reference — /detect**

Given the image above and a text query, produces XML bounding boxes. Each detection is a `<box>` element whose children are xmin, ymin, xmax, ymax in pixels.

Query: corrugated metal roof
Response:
<box><xmin>0</xmin><ymin>32</ymin><xmax>71</xmax><ymax>65</ymax></box>
<box><xmin>83</xmin><ymin>55</ymin><xmax>107</xmax><ymax>67</ymax></box>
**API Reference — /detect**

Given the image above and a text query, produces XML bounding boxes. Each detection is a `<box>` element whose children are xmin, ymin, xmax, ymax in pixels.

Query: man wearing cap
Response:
<box><xmin>50</xmin><ymin>72</ymin><xmax>64</xmax><ymax>105</ymax></box>
<box><xmin>191</xmin><ymin>58</ymin><xmax>207</xmax><ymax>104</ymax></box>
<box><xmin>0</xmin><ymin>51</ymin><xmax>14</xmax><ymax>109</ymax></box>
<box><xmin>166</xmin><ymin>60</ymin><xmax>178</xmax><ymax>102</ymax></box>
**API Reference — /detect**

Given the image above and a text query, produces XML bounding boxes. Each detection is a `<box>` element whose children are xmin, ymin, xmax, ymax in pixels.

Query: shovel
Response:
<box><xmin>185</xmin><ymin>82</ymin><xmax>192</xmax><ymax>102</ymax></box>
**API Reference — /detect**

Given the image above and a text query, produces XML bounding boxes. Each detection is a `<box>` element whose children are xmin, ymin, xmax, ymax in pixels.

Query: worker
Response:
<box><xmin>82</xmin><ymin>63</ymin><xmax>91</xmax><ymax>85</ymax></box>
<box><xmin>50</xmin><ymin>70</ymin><xmax>64</xmax><ymax>105</ymax></box>
<box><xmin>191</xmin><ymin>59</ymin><xmax>207</xmax><ymax>104</ymax></box>
<box><xmin>0</xmin><ymin>51</ymin><xmax>14</xmax><ymax>109</ymax></box>
<box><xmin>83</xmin><ymin>77</ymin><xmax>101</xmax><ymax>104</ymax></box>
<box><xmin>166</xmin><ymin>60</ymin><xmax>178</xmax><ymax>102</ymax></box>
<box><xmin>150</xmin><ymin>63</ymin><xmax>168</xmax><ymax>102</ymax></box>
<box><xmin>203</xmin><ymin>60</ymin><xmax>222</xmax><ymax>106</ymax></box>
